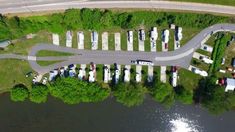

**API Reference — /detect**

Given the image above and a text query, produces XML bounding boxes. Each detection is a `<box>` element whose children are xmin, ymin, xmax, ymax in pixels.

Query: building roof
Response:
<box><xmin>0</xmin><ymin>40</ymin><xmax>10</xmax><ymax>48</ymax></box>
<box><xmin>225</xmin><ymin>78</ymin><xmax>235</xmax><ymax>92</ymax></box>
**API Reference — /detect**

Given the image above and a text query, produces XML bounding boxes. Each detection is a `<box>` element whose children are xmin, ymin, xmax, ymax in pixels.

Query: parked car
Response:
<box><xmin>221</xmin><ymin>58</ymin><xmax>226</xmax><ymax>65</ymax></box>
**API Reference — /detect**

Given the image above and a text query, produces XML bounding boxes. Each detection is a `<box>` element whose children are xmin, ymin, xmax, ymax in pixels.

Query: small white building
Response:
<box><xmin>91</xmin><ymin>31</ymin><xmax>98</xmax><ymax>43</ymax></box>
<box><xmin>225</xmin><ymin>78</ymin><xmax>235</xmax><ymax>92</ymax></box>
<box><xmin>52</xmin><ymin>34</ymin><xmax>60</xmax><ymax>46</ymax></box>
<box><xmin>171</xmin><ymin>72</ymin><xmax>178</xmax><ymax>87</ymax></box>
<box><xmin>175</xmin><ymin>27</ymin><xmax>183</xmax><ymax>41</ymax></box>
<box><xmin>114</xmin><ymin>69</ymin><xmax>120</xmax><ymax>84</ymax></box>
<box><xmin>89</xmin><ymin>71</ymin><xmax>95</xmax><ymax>82</ymax></box>
<box><xmin>128</xmin><ymin>30</ymin><xmax>133</xmax><ymax>43</ymax></box>
<box><xmin>0</xmin><ymin>40</ymin><xmax>11</xmax><ymax>49</ymax></box>
<box><xmin>124</xmin><ymin>68</ymin><xmax>130</xmax><ymax>82</ymax></box>
<box><xmin>202</xmin><ymin>57</ymin><xmax>213</xmax><ymax>64</ymax></box>
<box><xmin>162</xmin><ymin>30</ymin><xmax>170</xmax><ymax>43</ymax></box>
<box><xmin>104</xmin><ymin>65</ymin><xmax>111</xmax><ymax>83</ymax></box>
<box><xmin>151</xmin><ymin>27</ymin><xmax>158</xmax><ymax>41</ymax></box>
<box><xmin>49</xmin><ymin>70</ymin><xmax>58</xmax><ymax>81</ymax></box>
<box><xmin>190</xmin><ymin>66</ymin><xmax>208</xmax><ymax>77</ymax></box>
<box><xmin>139</xmin><ymin>29</ymin><xmax>145</xmax><ymax>41</ymax></box>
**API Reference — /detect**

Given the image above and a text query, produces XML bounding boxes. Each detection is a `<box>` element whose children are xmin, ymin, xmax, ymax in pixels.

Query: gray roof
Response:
<box><xmin>0</xmin><ymin>40</ymin><xmax>10</xmax><ymax>48</ymax></box>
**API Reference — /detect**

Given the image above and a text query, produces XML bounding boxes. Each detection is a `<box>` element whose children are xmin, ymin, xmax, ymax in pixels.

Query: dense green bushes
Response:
<box><xmin>49</xmin><ymin>77</ymin><xmax>110</xmax><ymax>104</ymax></box>
<box><xmin>151</xmin><ymin>82</ymin><xmax>175</xmax><ymax>107</ymax></box>
<box><xmin>10</xmin><ymin>85</ymin><xmax>29</xmax><ymax>102</ymax></box>
<box><xmin>113</xmin><ymin>82</ymin><xmax>147</xmax><ymax>107</ymax></box>
<box><xmin>0</xmin><ymin>8</ymin><xmax>229</xmax><ymax>41</ymax></box>
<box><xmin>29</xmin><ymin>85</ymin><xmax>49</xmax><ymax>103</ymax></box>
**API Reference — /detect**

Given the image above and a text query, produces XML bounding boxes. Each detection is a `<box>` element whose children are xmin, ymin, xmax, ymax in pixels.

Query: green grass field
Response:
<box><xmin>37</xmin><ymin>60</ymin><xmax>63</xmax><ymax>66</ymax></box>
<box><xmin>169</xmin><ymin>0</ymin><xmax>235</xmax><ymax>6</ymax></box>
<box><xmin>0</xmin><ymin>59</ymin><xmax>33</xmax><ymax>92</ymax></box>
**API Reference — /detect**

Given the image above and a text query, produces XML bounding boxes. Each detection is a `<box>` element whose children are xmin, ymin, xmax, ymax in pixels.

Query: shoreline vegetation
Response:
<box><xmin>0</xmin><ymin>8</ymin><xmax>235</xmax><ymax>115</ymax></box>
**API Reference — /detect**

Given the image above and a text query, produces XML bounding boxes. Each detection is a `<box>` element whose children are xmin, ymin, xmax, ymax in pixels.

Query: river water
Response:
<box><xmin>0</xmin><ymin>94</ymin><xmax>235</xmax><ymax>132</ymax></box>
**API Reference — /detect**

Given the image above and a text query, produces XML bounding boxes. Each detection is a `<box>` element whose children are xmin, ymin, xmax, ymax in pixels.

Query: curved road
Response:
<box><xmin>1</xmin><ymin>24</ymin><xmax>235</xmax><ymax>74</ymax></box>
<box><xmin>20</xmin><ymin>23</ymin><xmax>234</xmax><ymax>74</ymax></box>
<box><xmin>1</xmin><ymin>1</ymin><xmax>235</xmax><ymax>15</ymax></box>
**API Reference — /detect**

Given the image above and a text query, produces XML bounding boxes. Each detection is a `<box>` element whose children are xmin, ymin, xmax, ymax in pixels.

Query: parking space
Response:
<box><xmin>136</xmin><ymin>65</ymin><xmax>142</xmax><ymax>83</ymax></box>
<box><xmin>115</xmin><ymin>33</ymin><xmax>121</xmax><ymax>51</ymax></box>
<box><xmin>66</xmin><ymin>31</ymin><xmax>72</xmax><ymax>48</ymax></box>
<box><xmin>102</xmin><ymin>32</ymin><xmax>108</xmax><ymax>50</ymax></box>
<box><xmin>148</xmin><ymin>65</ymin><xmax>154</xmax><ymax>82</ymax></box>
<box><xmin>52</xmin><ymin>34</ymin><xmax>60</xmax><ymax>46</ymax></box>
<box><xmin>138</xmin><ymin>29</ymin><xmax>145</xmax><ymax>51</ymax></box>
<box><xmin>77</xmin><ymin>31</ymin><xmax>84</xmax><ymax>49</ymax></box>
<box><xmin>127</xmin><ymin>31</ymin><xmax>133</xmax><ymax>51</ymax></box>
<box><xmin>160</xmin><ymin>66</ymin><xmax>167</xmax><ymax>83</ymax></box>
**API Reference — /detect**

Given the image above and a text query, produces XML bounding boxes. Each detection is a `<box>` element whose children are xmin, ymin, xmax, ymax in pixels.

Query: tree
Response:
<box><xmin>63</xmin><ymin>9</ymin><xmax>82</xmax><ymax>30</ymax></box>
<box><xmin>100</xmin><ymin>10</ymin><xmax>113</xmax><ymax>28</ymax></box>
<box><xmin>113</xmin><ymin>82</ymin><xmax>147</xmax><ymax>107</ymax></box>
<box><xmin>29</xmin><ymin>85</ymin><xmax>49</xmax><ymax>103</ymax></box>
<box><xmin>113</xmin><ymin>12</ymin><xmax>132</xmax><ymax>29</ymax></box>
<box><xmin>151</xmin><ymin>82</ymin><xmax>175</xmax><ymax>107</ymax></box>
<box><xmin>48</xmin><ymin>13</ymin><xmax>65</xmax><ymax>33</ymax></box>
<box><xmin>10</xmin><ymin>85</ymin><xmax>29</xmax><ymax>102</ymax></box>
<box><xmin>80</xmin><ymin>8</ymin><xmax>102</xmax><ymax>30</ymax></box>
<box><xmin>49</xmin><ymin>77</ymin><xmax>110</xmax><ymax>104</ymax></box>
<box><xmin>175</xmin><ymin>85</ymin><xmax>193</xmax><ymax>104</ymax></box>
<box><xmin>195</xmin><ymin>77</ymin><xmax>233</xmax><ymax>114</ymax></box>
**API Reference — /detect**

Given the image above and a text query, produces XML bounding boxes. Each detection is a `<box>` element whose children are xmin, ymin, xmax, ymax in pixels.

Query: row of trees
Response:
<box><xmin>0</xmin><ymin>8</ymin><xmax>229</xmax><ymax>41</ymax></box>
<box><xmin>11</xmin><ymin>74</ymin><xmax>235</xmax><ymax>114</ymax></box>
<box><xmin>10</xmin><ymin>78</ymin><xmax>110</xmax><ymax>104</ymax></box>
<box><xmin>209</xmin><ymin>33</ymin><xmax>229</xmax><ymax>74</ymax></box>
<box><xmin>10</xmin><ymin>84</ymin><xmax>48</xmax><ymax>103</ymax></box>
<box><xmin>10</xmin><ymin>75</ymin><xmax>192</xmax><ymax>109</ymax></box>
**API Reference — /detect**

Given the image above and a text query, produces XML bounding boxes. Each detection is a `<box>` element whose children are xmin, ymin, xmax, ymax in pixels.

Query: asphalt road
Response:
<box><xmin>12</xmin><ymin>23</ymin><xmax>231</xmax><ymax>74</ymax></box>
<box><xmin>1</xmin><ymin>23</ymin><xmax>235</xmax><ymax>74</ymax></box>
<box><xmin>1</xmin><ymin>1</ymin><xmax>235</xmax><ymax>15</ymax></box>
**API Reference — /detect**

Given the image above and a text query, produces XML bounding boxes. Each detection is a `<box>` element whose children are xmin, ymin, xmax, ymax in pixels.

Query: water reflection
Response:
<box><xmin>0</xmin><ymin>95</ymin><xmax>235</xmax><ymax>132</ymax></box>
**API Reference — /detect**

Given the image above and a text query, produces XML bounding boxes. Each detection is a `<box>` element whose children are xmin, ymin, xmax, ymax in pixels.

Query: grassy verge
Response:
<box><xmin>37</xmin><ymin>60</ymin><xmax>63</xmax><ymax>66</ymax></box>
<box><xmin>168</xmin><ymin>0</ymin><xmax>235</xmax><ymax>6</ymax></box>
<box><xmin>36</xmin><ymin>50</ymin><xmax>73</xmax><ymax>57</ymax></box>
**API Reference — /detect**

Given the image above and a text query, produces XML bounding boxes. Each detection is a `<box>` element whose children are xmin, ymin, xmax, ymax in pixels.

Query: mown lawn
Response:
<box><xmin>36</xmin><ymin>50</ymin><xmax>73</xmax><ymax>57</ymax></box>
<box><xmin>0</xmin><ymin>59</ymin><xmax>33</xmax><ymax>92</ymax></box>
<box><xmin>178</xmin><ymin>68</ymin><xmax>202</xmax><ymax>91</ymax></box>
<box><xmin>37</xmin><ymin>60</ymin><xmax>63</xmax><ymax>66</ymax></box>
